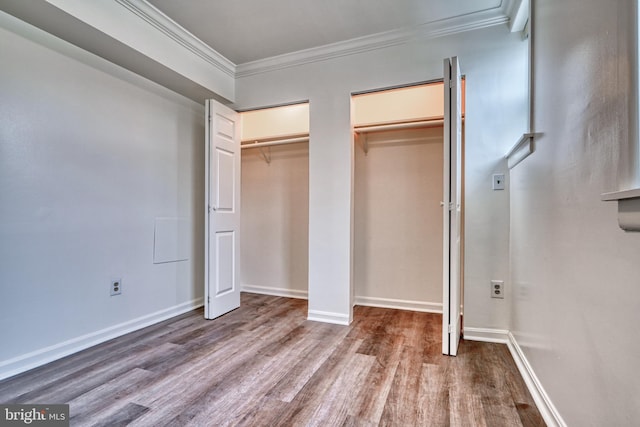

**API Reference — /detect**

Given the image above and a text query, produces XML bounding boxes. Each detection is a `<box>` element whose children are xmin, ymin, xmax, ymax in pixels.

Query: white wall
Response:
<box><xmin>241</xmin><ymin>143</ymin><xmax>309</xmax><ymax>297</ymax></box>
<box><xmin>0</xmin><ymin>0</ymin><xmax>235</xmax><ymax>103</ymax></box>
<box><xmin>510</xmin><ymin>0</ymin><xmax>640</xmax><ymax>425</ymax></box>
<box><xmin>0</xmin><ymin>13</ymin><xmax>204</xmax><ymax>378</ymax></box>
<box><xmin>354</xmin><ymin>128</ymin><xmax>443</xmax><ymax>310</ymax></box>
<box><xmin>234</xmin><ymin>24</ymin><xmax>528</xmax><ymax>328</ymax></box>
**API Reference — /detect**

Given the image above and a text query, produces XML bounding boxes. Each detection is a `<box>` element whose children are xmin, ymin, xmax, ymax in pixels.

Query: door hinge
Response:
<box><xmin>208</xmin><ymin>115</ymin><xmax>212</xmax><ymax>122</ymax></box>
<box><xmin>448</xmin><ymin>324</ymin><xmax>452</xmax><ymax>333</ymax></box>
<box><xmin>207</xmin><ymin>296</ymin><xmax>210</xmax><ymax>304</ymax></box>
<box><xmin>449</xmin><ymin>202</ymin><xmax>454</xmax><ymax>211</ymax></box>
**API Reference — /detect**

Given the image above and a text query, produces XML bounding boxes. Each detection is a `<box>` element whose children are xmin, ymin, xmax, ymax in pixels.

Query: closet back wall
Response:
<box><xmin>354</xmin><ymin>127</ymin><xmax>443</xmax><ymax>311</ymax></box>
<box><xmin>241</xmin><ymin>145</ymin><xmax>309</xmax><ymax>297</ymax></box>
<box><xmin>240</xmin><ymin>105</ymin><xmax>310</xmax><ymax>298</ymax></box>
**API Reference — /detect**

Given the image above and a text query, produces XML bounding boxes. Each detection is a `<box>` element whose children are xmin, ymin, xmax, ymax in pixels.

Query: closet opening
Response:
<box><xmin>351</xmin><ymin>80</ymin><xmax>465</xmax><ymax>337</ymax></box>
<box><xmin>239</xmin><ymin>102</ymin><xmax>310</xmax><ymax>300</ymax></box>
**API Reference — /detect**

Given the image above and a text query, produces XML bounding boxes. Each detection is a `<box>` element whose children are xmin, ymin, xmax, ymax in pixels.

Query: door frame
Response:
<box><xmin>350</xmin><ymin>76</ymin><xmax>465</xmax><ymax>351</ymax></box>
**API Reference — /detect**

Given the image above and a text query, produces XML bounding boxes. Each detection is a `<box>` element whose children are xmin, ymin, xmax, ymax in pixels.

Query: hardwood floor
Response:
<box><xmin>0</xmin><ymin>293</ymin><xmax>545</xmax><ymax>426</ymax></box>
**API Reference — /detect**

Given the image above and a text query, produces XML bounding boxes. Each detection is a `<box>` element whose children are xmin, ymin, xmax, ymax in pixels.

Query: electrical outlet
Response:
<box><xmin>491</xmin><ymin>280</ymin><xmax>504</xmax><ymax>299</ymax></box>
<box><xmin>492</xmin><ymin>173</ymin><xmax>505</xmax><ymax>190</ymax></box>
<box><xmin>110</xmin><ymin>279</ymin><xmax>122</xmax><ymax>296</ymax></box>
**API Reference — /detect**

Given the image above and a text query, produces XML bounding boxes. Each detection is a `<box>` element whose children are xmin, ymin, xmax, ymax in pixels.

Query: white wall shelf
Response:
<box><xmin>601</xmin><ymin>188</ymin><xmax>640</xmax><ymax>231</ymax></box>
<box><xmin>505</xmin><ymin>132</ymin><xmax>535</xmax><ymax>169</ymax></box>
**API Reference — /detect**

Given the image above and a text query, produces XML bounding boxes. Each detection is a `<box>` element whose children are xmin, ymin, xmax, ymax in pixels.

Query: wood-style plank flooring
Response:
<box><xmin>0</xmin><ymin>293</ymin><xmax>545</xmax><ymax>426</ymax></box>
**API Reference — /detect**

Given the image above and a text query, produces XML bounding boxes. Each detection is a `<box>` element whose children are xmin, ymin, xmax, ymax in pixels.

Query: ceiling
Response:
<box><xmin>0</xmin><ymin>0</ymin><xmax>524</xmax><ymax>103</ymax></box>
<box><xmin>146</xmin><ymin>0</ymin><xmax>504</xmax><ymax>65</ymax></box>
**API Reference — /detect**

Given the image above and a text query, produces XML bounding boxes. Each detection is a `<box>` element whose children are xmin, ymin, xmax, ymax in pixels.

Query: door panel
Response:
<box><xmin>216</xmin><ymin>114</ymin><xmax>235</xmax><ymax>140</ymax></box>
<box><xmin>205</xmin><ymin>100</ymin><xmax>241</xmax><ymax>319</ymax></box>
<box><xmin>215</xmin><ymin>148</ymin><xmax>235</xmax><ymax>211</ymax></box>
<box><xmin>215</xmin><ymin>231</ymin><xmax>235</xmax><ymax>295</ymax></box>
<box><xmin>443</xmin><ymin>56</ymin><xmax>463</xmax><ymax>356</ymax></box>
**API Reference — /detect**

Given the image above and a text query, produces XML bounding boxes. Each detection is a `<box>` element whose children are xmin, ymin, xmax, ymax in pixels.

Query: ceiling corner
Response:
<box><xmin>236</xmin><ymin>4</ymin><xmax>510</xmax><ymax>78</ymax></box>
<box><xmin>0</xmin><ymin>0</ymin><xmax>236</xmax><ymax>103</ymax></box>
<box><xmin>502</xmin><ymin>0</ymin><xmax>530</xmax><ymax>33</ymax></box>
<box><xmin>116</xmin><ymin>0</ymin><xmax>236</xmax><ymax>75</ymax></box>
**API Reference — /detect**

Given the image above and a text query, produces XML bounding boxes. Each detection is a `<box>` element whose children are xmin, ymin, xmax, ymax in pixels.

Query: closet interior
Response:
<box><xmin>352</xmin><ymin>81</ymin><xmax>465</xmax><ymax>313</ymax></box>
<box><xmin>240</xmin><ymin>103</ymin><xmax>310</xmax><ymax>299</ymax></box>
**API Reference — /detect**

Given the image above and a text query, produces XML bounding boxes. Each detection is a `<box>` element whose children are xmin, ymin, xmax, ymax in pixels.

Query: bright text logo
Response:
<box><xmin>0</xmin><ymin>405</ymin><xmax>69</xmax><ymax>426</ymax></box>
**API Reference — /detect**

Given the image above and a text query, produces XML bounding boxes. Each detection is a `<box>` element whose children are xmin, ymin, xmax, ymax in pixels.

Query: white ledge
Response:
<box><xmin>505</xmin><ymin>132</ymin><xmax>535</xmax><ymax>169</ymax></box>
<box><xmin>601</xmin><ymin>188</ymin><xmax>640</xmax><ymax>201</ymax></box>
<box><xmin>601</xmin><ymin>188</ymin><xmax>640</xmax><ymax>231</ymax></box>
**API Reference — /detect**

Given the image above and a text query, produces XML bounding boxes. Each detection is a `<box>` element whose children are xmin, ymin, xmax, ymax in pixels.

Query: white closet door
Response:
<box><xmin>442</xmin><ymin>56</ymin><xmax>463</xmax><ymax>356</ymax></box>
<box><xmin>205</xmin><ymin>99</ymin><xmax>241</xmax><ymax>319</ymax></box>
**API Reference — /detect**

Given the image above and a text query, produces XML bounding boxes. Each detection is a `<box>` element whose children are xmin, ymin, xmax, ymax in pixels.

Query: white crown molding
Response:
<box><xmin>115</xmin><ymin>0</ymin><xmax>236</xmax><ymax>77</ymax></box>
<box><xmin>114</xmin><ymin>1</ymin><xmax>528</xmax><ymax>82</ymax></box>
<box><xmin>502</xmin><ymin>0</ymin><xmax>530</xmax><ymax>32</ymax></box>
<box><xmin>502</xmin><ymin>0</ymin><xmax>519</xmax><ymax>22</ymax></box>
<box><xmin>236</xmin><ymin>5</ymin><xmax>510</xmax><ymax>78</ymax></box>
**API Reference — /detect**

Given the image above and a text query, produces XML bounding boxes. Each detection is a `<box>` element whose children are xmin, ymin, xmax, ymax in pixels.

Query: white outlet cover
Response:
<box><xmin>491</xmin><ymin>280</ymin><xmax>504</xmax><ymax>299</ymax></box>
<box><xmin>492</xmin><ymin>173</ymin><xmax>505</xmax><ymax>190</ymax></box>
<box><xmin>111</xmin><ymin>279</ymin><xmax>122</xmax><ymax>296</ymax></box>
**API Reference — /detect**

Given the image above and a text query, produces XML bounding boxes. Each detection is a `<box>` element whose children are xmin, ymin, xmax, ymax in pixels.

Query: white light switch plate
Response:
<box><xmin>492</xmin><ymin>173</ymin><xmax>505</xmax><ymax>190</ymax></box>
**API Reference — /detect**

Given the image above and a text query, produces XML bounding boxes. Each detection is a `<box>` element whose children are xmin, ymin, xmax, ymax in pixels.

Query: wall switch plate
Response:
<box><xmin>110</xmin><ymin>279</ymin><xmax>122</xmax><ymax>296</ymax></box>
<box><xmin>491</xmin><ymin>280</ymin><xmax>504</xmax><ymax>299</ymax></box>
<box><xmin>492</xmin><ymin>173</ymin><xmax>505</xmax><ymax>190</ymax></box>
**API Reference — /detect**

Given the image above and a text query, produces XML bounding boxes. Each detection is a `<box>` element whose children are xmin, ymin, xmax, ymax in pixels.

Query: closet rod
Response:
<box><xmin>367</xmin><ymin>135</ymin><xmax>442</xmax><ymax>145</ymax></box>
<box><xmin>354</xmin><ymin>119</ymin><xmax>444</xmax><ymax>134</ymax></box>
<box><xmin>240</xmin><ymin>136</ymin><xmax>309</xmax><ymax>149</ymax></box>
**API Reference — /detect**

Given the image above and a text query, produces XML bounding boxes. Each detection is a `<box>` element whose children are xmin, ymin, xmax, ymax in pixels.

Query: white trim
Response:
<box><xmin>601</xmin><ymin>187</ymin><xmax>640</xmax><ymax>201</ymax></box>
<box><xmin>506</xmin><ymin>132</ymin><xmax>535</xmax><ymax>169</ymax></box>
<box><xmin>115</xmin><ymin>0</ymin><xmax>235</xmax><ymax>77</ymax></box>
<box><xmin>354</xmin><ymin>296</ymin><xmax>442</xmax><ymax>313</ymax></box>
<box><xmin>507</xmin><ymin>332</ymin><xmax>567</xmax><ymax>427</ymax></box>
<box><xmin>504</xmin><ymin>0</ymin><xmax>530</xmax><ymax>32</ymax></box>
<box><xmin>109</xmin><ymin>0</ymin><xmax>523</xmax><ymax>83</ymax></box>
<box><xmin>236</xmin><ymin>7</ymin><xmax>510</xmax><ymax>77</ymax></box>
<box><xmin>463</xmin><ymin>327</ymin><xmax>510</xmax><ymax>343</ymax></box>
<box><xmin>0</xmin><ymin>297</ymin><xmax>203</xmax><ymax>381</ymax></box>
<box><xmin>242</xmin><ymin>284</ymin><xmax>308</xmax><ymax>300</ymax></box>
<box><xmin>307</xmin><ymin>310</ymin><xmax>350</xmax><ymax>326</ymax></box>
<box><xmin>602</xmin><ymin>189</ymin><xmax>640</xmax><ymax>231</ymax></box>
<box><xmin>464</xmin><ymin>327</ymin><xmax>567</xmax><ymax>426</ymax></box>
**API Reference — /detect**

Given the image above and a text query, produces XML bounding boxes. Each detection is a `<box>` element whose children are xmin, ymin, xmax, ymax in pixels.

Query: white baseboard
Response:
<box><xmin>307</xmin><ymin>309</ymin><xmax>350</xmax><ymax>325</ymax></box>
<box><xmin>506</xmin><ymin>332</ymin><xmax>567</xmax><ymax>427</ymax></box>
<box><xmin>0</xmin><ymin>297</ymin><xmax>204</xmax><ymax>381</ymax></box>
<box><xmin>463</xmin><ymin>327</ymin><xmax>509</xmax><ymax>343</ymax></box>
<box><xmin>463</xmin><ymin>327</ymin><xmax>565</xmax><ymax>427</ymax></box>
<box><xmin>354</xmin><ymin>296</ymin><xmax>442</xmax><ymax>313</ymax></box>
<box><xmin>242</xmin><ymin>284</ymin><xmax>308</xmax><ymax>300</ymax></box>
